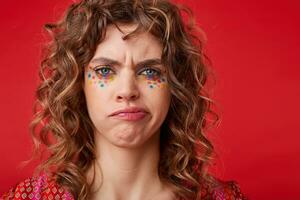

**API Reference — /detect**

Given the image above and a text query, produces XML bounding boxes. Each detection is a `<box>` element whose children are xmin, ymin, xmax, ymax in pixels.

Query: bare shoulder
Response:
<box><xmin>149</xmin><ymin>181</ymin><xmax>177</xmax><ymax>200</ymax></box>
<box><xmin>156</xmin><ymin>186</ymin><xmax>177</xmax><ymax>200</ymax></box>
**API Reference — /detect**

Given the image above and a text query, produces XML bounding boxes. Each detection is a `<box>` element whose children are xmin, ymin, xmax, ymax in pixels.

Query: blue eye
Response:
<box><xmin>92</xmin><ymin>66</ymin><xmax>162</xmax><ymax>78</ymax></box>
<box><xmin>95</xmin><ymin>66</ymin><xmax>113</xmax><ymax>76</ymax></box>
<box><xmin>140</xmin><ymin>68</ymin><xmax>161</xmax><ymax>77</ymax></box>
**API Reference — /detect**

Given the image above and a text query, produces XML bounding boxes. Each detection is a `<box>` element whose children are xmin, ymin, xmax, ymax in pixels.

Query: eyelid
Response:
<box><xmin>93</xmin><ymin>65</ymin><xmax>116</xmax><ymax>73</ymax></box>
<box><xmin>137</xmin><ymin>66</ymin><xmax>163</xmax><ymax>74</ymax></box>
<box><xmin>90</xmin><ymin>64</ymin><xmax>165</xmax><ymax>75</ymax></box>
<box><xmin>93</xmin><ymin>64</ymin><xmax>113</xmax><ymax>69</ymax></box>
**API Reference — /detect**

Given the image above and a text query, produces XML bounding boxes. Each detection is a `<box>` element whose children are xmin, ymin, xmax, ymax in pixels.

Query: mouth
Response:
<box><xmin>111</xmin><ymin>112</ymin><xmax>147</xmax><ymax>121</ymax></box>
<box><xmin>109</xmin><ymin>107</ymin><xmax>148</xmax><ymax>121</ymax></box>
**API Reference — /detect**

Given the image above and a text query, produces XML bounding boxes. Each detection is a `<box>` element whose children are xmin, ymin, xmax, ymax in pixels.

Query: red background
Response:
<box><xmin>0</xmin><ymin>0</ymin><xmax>299</xmax><ymax>199</ymax></box>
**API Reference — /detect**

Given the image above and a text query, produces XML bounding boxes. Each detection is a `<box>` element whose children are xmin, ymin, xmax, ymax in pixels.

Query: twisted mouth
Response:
<box><xmin>109</xmin><ymin>107</ymin><xmax>148</xmax><ymax>117</ymax></box>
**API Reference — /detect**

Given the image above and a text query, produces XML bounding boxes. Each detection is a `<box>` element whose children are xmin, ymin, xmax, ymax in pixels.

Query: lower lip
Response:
<box><xmin>111</xmin><ymin>112</ymin><xmax>147</xmax><ymax>121</ymax></box>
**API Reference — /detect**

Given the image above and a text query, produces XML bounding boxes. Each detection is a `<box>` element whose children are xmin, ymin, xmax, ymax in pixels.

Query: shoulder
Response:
<box><xmin>200</xmin><ymin>175</ymin><xmax>248</xmax><ymax>200</ymax></box>
<box><xmin>1</xmin><ymin>173</ymin><xmax>73</xmax><ymax>200</ymax></box>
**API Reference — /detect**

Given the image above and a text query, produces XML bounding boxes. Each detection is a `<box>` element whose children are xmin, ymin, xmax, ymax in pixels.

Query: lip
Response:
<box><xmin>109</xmin><ymin>107</ymin><xmax>148</xmax><ymax>121</ymax></box>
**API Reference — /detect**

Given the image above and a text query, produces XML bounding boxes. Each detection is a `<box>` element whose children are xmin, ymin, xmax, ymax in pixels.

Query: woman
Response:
<box><xmin>1</xmin><ymin>0</ymin><xmax>247</xmax><ymax>199</ymax></box>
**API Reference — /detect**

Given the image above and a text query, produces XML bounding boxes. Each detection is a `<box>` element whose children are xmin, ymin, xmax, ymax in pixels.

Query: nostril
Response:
<box><xmin>117</xmin><ymin>92</ymin><xmax>139</xmax><ymax>102</ymax></box>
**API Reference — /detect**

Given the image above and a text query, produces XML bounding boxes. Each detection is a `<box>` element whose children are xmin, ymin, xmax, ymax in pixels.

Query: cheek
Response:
<box><xmin>138</xmin><ymin>75</ymin><xmax>168</xmax><ymax>89</ymax></box>
<box><xmin>84</xmin><ymin>85</ymin><xmax>109</xmax><ymax>132</ymax></box>
<box><xmin>138</xmin><ymin>75</ymin><xmax>171</xmax><ymax>106</ymax></box>
<box><xmin>84</xmin><ymin>74</ymin><xmax>108</xmax><ymax>119</ymax></box>
<box><xmin>86</xmin><ymin>69</ymin><xmax>114</xmax><ymax>88</ymax></box>
<box><xmin>139</xmin><ymin>77</ymin><xmax>171</xmax><ymax>108</ymax></box>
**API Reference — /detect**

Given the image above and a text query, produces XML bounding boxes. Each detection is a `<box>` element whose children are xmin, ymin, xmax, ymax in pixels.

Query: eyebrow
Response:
<box><xmin>90</xmin><ymin>57</ymin><xmax>163</xmax><ymax>69</ymax></box>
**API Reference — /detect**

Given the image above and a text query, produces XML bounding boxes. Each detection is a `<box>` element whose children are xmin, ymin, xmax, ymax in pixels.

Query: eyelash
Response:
<box><xmin>93</xmin><ymin>66</ymin><xmax>162</xmax><ymax>77</ymax></box>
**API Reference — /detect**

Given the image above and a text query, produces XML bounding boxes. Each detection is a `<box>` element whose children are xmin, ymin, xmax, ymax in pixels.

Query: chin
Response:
<box><xmin>111</xmin><ymin>131</ymin><xmax>145</xmax><ymax>148</ymax></box>
<box><xmin>109</xmin><ymin>137</ymin><xmax>145</xmax><ymax>149</ymax></box>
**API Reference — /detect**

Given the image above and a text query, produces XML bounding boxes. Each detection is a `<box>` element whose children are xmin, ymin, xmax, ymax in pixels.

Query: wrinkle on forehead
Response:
<box><xmin>104</xmin><ymin>23</ymin><xmax>158</xmax><ymax>45</ymax></box>
<box><xmin>95</xmin><ymin>24</ymin><xmax>162</xmax><ymax>62</ymax></box>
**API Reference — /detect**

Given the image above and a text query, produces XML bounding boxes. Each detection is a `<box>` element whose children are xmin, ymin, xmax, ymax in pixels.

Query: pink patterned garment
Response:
<box><xmin>199</xmin><ymin>178</ymin><xmax>248</xmax><ymax>200</ymax></box>
<box><xmin>1</xmin><ymin>174</ymin><xmax>247</xmax><ymax>200</ymax></box>
<box><xmin>1</xmin><ymin>174</ymin><xmax>72</xmax><ymax>200</ymax></box>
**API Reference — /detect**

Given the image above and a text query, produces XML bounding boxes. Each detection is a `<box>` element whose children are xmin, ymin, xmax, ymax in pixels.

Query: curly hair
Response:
<box><xmin>30</xmin><ymin>0</ymin><xmax>220</xmax><ymax>199</ymax></box>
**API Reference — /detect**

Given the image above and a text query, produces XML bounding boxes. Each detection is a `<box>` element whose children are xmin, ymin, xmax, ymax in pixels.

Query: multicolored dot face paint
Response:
<box><xmin>86</xmin><ymin>64</ymin><xmax>168</xmax><ymax>90</ymax></box>
<box><xmin>138</xmin><ymin>68</ymin><xmax>167</xmax><ymax>89</ymax></box>
<box><xmin>86</xmin><ymin>65</ymin><xmax>115</xmax><ymax>88</ymax></box>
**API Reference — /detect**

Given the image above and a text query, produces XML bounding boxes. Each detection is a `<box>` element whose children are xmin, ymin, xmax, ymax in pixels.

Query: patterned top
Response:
<box><xmin>1</xmin><ymin>174</ymin><xmax>248</xmax><ymax>200</ymax></box>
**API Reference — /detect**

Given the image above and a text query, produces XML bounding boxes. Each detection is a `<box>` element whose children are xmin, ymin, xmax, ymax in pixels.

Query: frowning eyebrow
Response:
<box><xmin>90</xmin><ymin>57</ymin><xmax>163</xmax><ymax>69</ymax></box>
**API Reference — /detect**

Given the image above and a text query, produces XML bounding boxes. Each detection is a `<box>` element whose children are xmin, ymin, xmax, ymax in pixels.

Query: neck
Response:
<box><xmin>89</xmin><ymin>131</ymin><xmax>169</xmax><ymax>200</ymax></box>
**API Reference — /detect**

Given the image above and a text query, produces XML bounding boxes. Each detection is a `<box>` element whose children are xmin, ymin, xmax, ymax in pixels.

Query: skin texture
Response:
<box><xmin>83</xmin><ymin>24</ymin><xmax>175</xmax><ymax>200</ymax></box>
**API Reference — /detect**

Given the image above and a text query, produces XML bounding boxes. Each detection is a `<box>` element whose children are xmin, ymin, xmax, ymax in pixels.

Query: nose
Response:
<box><xmin>115</xmin><ymin>70</ymin><xmax>140</xmax><ymax>102</ymax></box>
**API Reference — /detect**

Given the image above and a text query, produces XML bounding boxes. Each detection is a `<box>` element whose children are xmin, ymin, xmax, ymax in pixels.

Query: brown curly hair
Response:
<box><xmin>30</xmin><ymin>0</ymin><xmax>220</xmax><ymax>199</ymax></box>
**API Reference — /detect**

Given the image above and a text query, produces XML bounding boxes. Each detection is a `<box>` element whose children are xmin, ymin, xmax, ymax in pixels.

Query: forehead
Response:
<box><xmin>93</xmin><ymin>24</ymin><xmax>163</xmax><ymax>60</ymax></box>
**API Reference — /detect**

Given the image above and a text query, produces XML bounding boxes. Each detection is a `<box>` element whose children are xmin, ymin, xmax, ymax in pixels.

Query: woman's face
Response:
<box><xmin>83</xmin><ymin>24</ymin><xmax>171</xmax><ymax>148</ymax></box>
